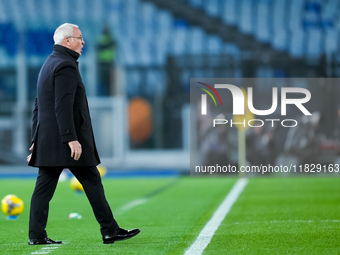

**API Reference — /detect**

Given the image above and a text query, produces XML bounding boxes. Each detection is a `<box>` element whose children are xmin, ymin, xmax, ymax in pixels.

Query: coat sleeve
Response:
<box><xmin>54</xmin><ymin>64</ymin><xmax>78</xmax><ymax>143</ymax></box>
<box><xmin>31</xmin><ymin>97</ymin><xmax>38</xmax><ymax>143</ymax></box>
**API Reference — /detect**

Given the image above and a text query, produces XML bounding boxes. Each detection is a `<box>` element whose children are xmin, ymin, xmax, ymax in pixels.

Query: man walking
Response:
<box><xmin>27</xmin><ymin>23</ymin><xmax>140</xmax><ymax>245</ymax></box>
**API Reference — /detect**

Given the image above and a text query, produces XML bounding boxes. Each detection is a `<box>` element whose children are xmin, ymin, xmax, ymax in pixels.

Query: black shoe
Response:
<box><xmin>28</xmin><ymin>238</ymin><xmax>63</xmax><ymax>245</ymax></box>
<box><xmin>103</xmin><ymin>228</ymin><xmax>141</xmax><ymax>244</ymax></box>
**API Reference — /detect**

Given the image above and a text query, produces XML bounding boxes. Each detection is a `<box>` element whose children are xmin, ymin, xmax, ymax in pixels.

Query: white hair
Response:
<box><xmin>53</xmin><ymin>23</ymin><xmax>79</xmax><ymax>44</ymax></box>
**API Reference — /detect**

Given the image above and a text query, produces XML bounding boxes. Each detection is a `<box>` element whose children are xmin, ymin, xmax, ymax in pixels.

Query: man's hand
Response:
<box><xmin>68</xmin><ymin>140</ymin><xmax>82</xmax><ymax>161</ymax></box>
<box><xmin>27</xmin><ymin>143</ymin><xmax>34</xmax><ymax>162</ymax></box>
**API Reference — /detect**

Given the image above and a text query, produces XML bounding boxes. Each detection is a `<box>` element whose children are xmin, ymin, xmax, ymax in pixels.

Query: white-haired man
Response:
<box><xmin>27</xmin><ymin>23</ymin><xmax>140</xmax><ymax>245</ymax></box>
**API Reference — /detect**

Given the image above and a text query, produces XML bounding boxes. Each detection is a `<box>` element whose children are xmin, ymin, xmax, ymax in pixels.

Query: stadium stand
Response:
<box><xmin>0</xmin><ymin>0</ymin><xmax>339</xmax><ymax>164</ymax></box>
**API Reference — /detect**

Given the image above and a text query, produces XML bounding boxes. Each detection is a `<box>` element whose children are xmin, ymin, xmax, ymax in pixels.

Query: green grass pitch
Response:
<box><xmin>0</xmin><ymin>177</ymin><xmax>339</xmax><ymax>254</ymax></box>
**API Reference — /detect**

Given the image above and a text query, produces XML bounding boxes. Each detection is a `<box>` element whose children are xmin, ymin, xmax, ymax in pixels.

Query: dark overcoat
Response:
<box><xmin>29</xmin><ymin>45</ymin><xmax>100</xmax><ymax>167</ymax></box>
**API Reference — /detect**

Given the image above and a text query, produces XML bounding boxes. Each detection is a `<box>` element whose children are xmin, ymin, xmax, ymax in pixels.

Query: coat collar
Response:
<box><xmin>53</xmin><ymin>44</ymin><xmax>80</xmax><ymax>61</ymax></box>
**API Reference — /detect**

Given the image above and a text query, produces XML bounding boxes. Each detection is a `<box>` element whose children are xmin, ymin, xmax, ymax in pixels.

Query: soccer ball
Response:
<box><xmin>70</xmin><ymin>166</ymin><xmax>107</xmax><ymax>192</ymax></box>
<box><xmin>1</xmin><ymin>195</ymin><xmax>24</xmax><ymax>216</ymax></box>
<box><xmin>70</xmin><ymin>177</ymin><xmax>84</xmax><ymax>192</ymax></box>
<box><xmin>98</xmin><ymin>166</ymin><xmax>107</xmax><ymax>177</ymax></box>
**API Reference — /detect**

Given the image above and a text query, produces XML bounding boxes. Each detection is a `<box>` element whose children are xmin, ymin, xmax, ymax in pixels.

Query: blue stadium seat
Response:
<box><xmin>25</xmin><ymin>29</ymin><xmax>54</xmax><ymax>56</ymax></box>
<box><xmin>152</xmin><ymin>38</ymin><xmax>168</xmax><ymax>66</ymax></box>
<box><xmin>321</xmin><ymin>0</ymin><xmax>336</xmax><ymax>30</ymax></box>
<box><xmin>140</xmin><ymin>2</ymin><xmax>157</xmax><ymax>35</ymax></box>
<box><xmin>303</xmin><ymin>0</ymin><xmax>322</xmax><ymax>28</ymax></box>
<box><xmin>289</xmin><ymin>29</ymin><xmax>305</xmax><ymax>58</ymax></box>
<box><xmin>118</xmin><ymin>39</ymin><xmax>136</xmax><ymax>66</ymax></box>
<box><xmin>324</xmin><ymin>29</ymin><xmax>338</xmax><ymax>54</ymax></box>
<box><xmin>145</xmin><ymin>70</ymin><xmax>166</xmax><ymax>96</ymax></box>
<box><xmin>2</xmin><ymin>23</ymin><xmax>17</xmax><ymax>56</ymax></box>
<box><xmin>306</xmin><ymin>28</ymin><xmax>323</xmax><ymax>58</ymax></box>
<box><xmin>221</xmin><ymin>0</ymin><xmax>237</xmax><ymax>25</ymax></box>
<box><xmin>223</xmin><ymin>43</ymin><xmax>240</xmax><ymax>56</ymax></box>
<box><xmin>125</xmin><ymin>69</ymin><xmax>142</xmax><ymax>96</ymax></box>
<box><xmin>0</xmin><ymin>24</ymin><xmax>6</xmax><ymax>45</ymax></box>
<box><xmin>187</xmin><ymin>27</ymin><xmax>205</xmax><ymax>55</ymax></box>
<box><xmin>203</xmin><ymin>0</ymin><xmax>221</xmax><ymax>18</ymax></box>
<box><xmin>169</xmin><ymin>20</ymin><xmax>189</xmax><ymax>55</ymax></box>
<box><xmin>0</xmin><ymin>0</ymin><xmax>10</xmax><ymax>23</ymax></box>
<box><xmin>206</xmin><ymin>35</ymin><xmax>223</xmax><ymax>54</ymax></box>
<box><xmin>239</xmin><ymin>0</ymin><xmax>253</xmax><ymax>34</ymax></box>
<box><xmin>188</xmin><ymin>0</ymin><xmax>203</xmax><ymax>9</ymax></box>
<box><xmin>271</xmin><ymin>0</ymin><xmax>289</xmax><ymax>50</ymax></box>
<box><xmin>254</xmin><ymin>0</ymin><xmax>270</xmax><ymax>43</ymax></box>
<box><xmin>156</xmin><ymin>11</ymin><xmax>173</xmax><ymax>38</ymax></box>
<box><xmin>288</xmin><ymin>0</ymin><xmax>305</xmax><ymax>31</ymax></box>
<box><xmin>138</xmin><ymin>39</ymin><xmax>152</xmax><ymax>66</ymax></box>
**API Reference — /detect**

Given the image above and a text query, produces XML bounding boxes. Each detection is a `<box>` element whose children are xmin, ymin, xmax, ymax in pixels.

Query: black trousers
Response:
<box><xmin>29</xmin><ymin>166</ymin><xmax>119</xmax><ymax>239</ymax></box>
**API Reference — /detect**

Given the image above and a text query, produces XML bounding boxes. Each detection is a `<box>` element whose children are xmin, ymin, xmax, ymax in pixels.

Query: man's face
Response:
<box><xmin>68</xmin><ymin>27</ymin><xmax>85</xmax><ymax>56</ymax></box>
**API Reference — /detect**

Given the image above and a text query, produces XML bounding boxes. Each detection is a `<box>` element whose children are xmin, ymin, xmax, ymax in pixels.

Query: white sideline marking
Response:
<box><xmin>115</xmin><ymin>198</ymin><xmax>148</xmax><ymax>215</ymax></box>
<box><xmin>185</xmin><ymin>178</ymin><xmax>248</xmax><ymax>255</ymax></box>
<box><xmin>31</xmin><ymin>246</ymin><xmax>60</xmax><ymax>254</ymax></box>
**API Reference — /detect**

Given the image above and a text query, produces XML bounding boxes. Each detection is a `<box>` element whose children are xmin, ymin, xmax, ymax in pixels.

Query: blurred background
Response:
<box><xmin>0</xmin><ymin>0</ymin><xmax>340</xmax><ymax>174</ymax></box>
